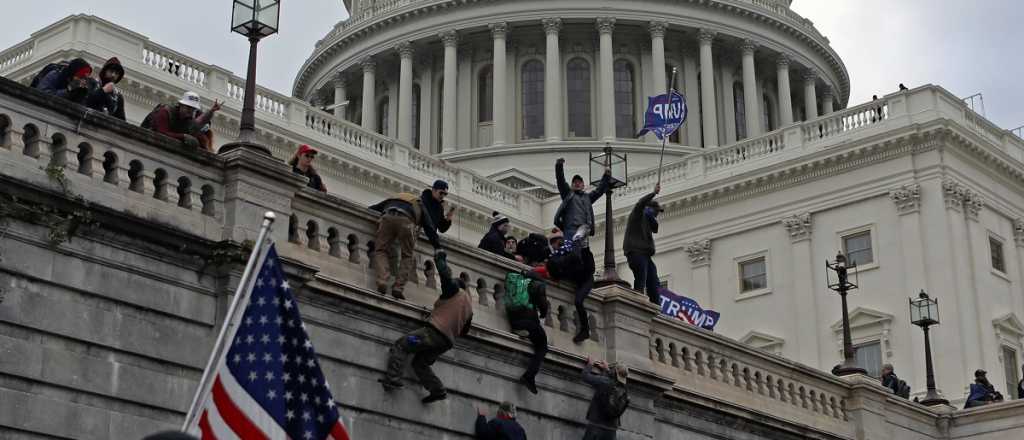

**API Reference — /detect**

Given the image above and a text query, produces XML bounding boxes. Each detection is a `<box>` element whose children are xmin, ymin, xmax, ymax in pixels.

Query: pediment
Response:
<box><xmin>831</xmin><ymin>307</ymin><xmax>893</xmax><ymax>332</ymax></box>
<box><xmin>739</xmin><ymin>331</ymin><xmax>785</xmax><ymax>348</ymax></box>
<box><xmin>993</xmin><ymin>313</ymin><xmax>1024</xmax><ymax>339</ymax></box>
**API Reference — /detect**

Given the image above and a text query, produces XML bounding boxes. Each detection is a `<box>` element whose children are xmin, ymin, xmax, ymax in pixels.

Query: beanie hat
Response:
<box><xmin>432</xmin><ymin>180</ymin><xmax>449</xmax><ymax>191</ymax></box>
<box><xmin>491</xmin><ymin>211</ymin><xmax>510</xmax><ymax>226</ymax></box>
<box><xmin>571</xmin><ymin>174</ymin><xmax>584</xmax><ymax>183</ymax></box>
<box><xmin>548</xmin><ymin>228</ymin><xmax>563</xmax><ymax>242</ymax></box>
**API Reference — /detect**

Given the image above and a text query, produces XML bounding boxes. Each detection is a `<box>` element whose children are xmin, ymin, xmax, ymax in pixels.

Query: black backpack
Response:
<box><xmin>140</xmin><ymin>104</ymin><xmax>167</xmax><ymax>129</ymax></box>
<box><xmin>597</xmin><ymin>381</ymin><xmax>630</xmax><ymax>420</ymax></box>
<box><xmin>516</xmin><ymin>233</ymin><xmax>549</xmax><ymax>265</ymax></box>
<box><xmin>31</xmin><ymin>62</ymin><xmax>68</xmax><ymax>88</ymax></box>
<box><xmin>897</xmin><ymin>380</ymin><xmax>910</xmax><ymax>399</ymax></box>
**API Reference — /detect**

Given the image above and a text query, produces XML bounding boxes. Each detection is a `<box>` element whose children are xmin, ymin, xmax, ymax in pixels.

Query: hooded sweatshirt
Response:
<box><xmin>623</xmin><ymin>191</ymin><xmax>659</xmax><ymax>256</ymax></box>
<box><xmin>37</xmin><ymin>58</ymin><xmax>93</xmax><ymax>103</ymax></box>
<box><xmin>86</xmin><ymin>57</ymin><xmax>126</xmax><ymax>120</ymax></box>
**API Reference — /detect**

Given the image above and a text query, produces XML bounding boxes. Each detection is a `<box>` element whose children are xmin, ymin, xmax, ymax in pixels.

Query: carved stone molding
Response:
<box><xmin>490</xmin><ymin>22</ymin><xmax>509</xmax><ymax>39</ymax></box>
<box><xmin>781</xmin><ymin>213</ymin><xmax>812</xmax><ymax>242</ymax></box>
<box><xmin>360</xmin><ymin>57</ymin><xmax>376</xmax><ymax>73</ymax></box>
<box><xmin>685</xmin><ymin>239</ymin><xmax>712</xmax><ymax>267</ymax></box>
<box><xmin>964</xmin><ymin>191</ymin><xmax>984</xmax><ymax>221</ymax></box>
<box><xmin>941</xmin><ymin>178</ymin><xmax>966</xmax><ymax>212</ymax></box>
<box><xmin>439</xmin><ymin>29</ymin><xmax>459</xmax><ymax>47</ymax></box>
<box><xmin>395</xmin><ymin>41</ymin><xmax>414</xmax><ymax>59</ymax></box>
<box><xmin>888</xmin><ymin>183</ymin><xmax>921</xmax><ymax>215</ymax></box>
<box><xmin>776</xmin><ymin>54</ymin><xmax>790</xmax><ymax>69</ymax></box>
<box><xmin>803</xmin><ymin>70</ymin><xmax>818</xmax><ymax>84</ymax></box>
<box><xmin>331</xmin><ymin>72</ymin><xmax>347</xmax><ymax>88</ymax></box>
<box><xmin>542</xmin><ymin>18</ymin><xmax>562</xmax><ymax>35</ymax></box>
<box><xmin>822</xmin><ymin>86</ymin><xmax>834</xmax><ymax>100</ymax></box>
<box><xmin>740</xmin><ymin>38</ymin><xmax>758</xmax><ymax>56</ymax></box>
<box><xmin>697</xmin><ymin>29</ymin><xmax>716</xmax><ymax>45</ymax></box>
<box><xmin>1014</xmin><ymin>219</ymin><xmax>1024</xmax><ymax>247</ymax></box>
<box><xmin>648</xmin><ymin>21</ymin><xmax>668</xmax><ymax>39</ymax></box>
<box><xmin>596</xmin><ymin>17</ymin><xmax>616</xmax><ymax>35</ymax></box>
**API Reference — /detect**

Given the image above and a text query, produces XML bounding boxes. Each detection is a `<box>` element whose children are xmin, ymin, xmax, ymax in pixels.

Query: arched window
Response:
<box><xmin>521</xmin><ymin>60</ymin><xmax>544</xmax><ymax>140</ymax></box>
<box><xmin>734</xmin><ymin>82</ymin><xmax>747</xmax><ymax>140</ymax></box>
<box><xmin>566</xmin><ymin>58</ymin><xmax>592</xmax><ymax>138</ymax></box>
<box><xmin>478</xmin><ymin>65</ymin><xmax>493</xmax><ymax>123</ymax></box>
<box><xmin>614</xmin><ymin>60</ymin><xmax>636</xmax><ymax>138</ymax></box>
<box><xmin>412</xmin><ymin>84</ymin><xmax>421</xmax><ymax>149</ymax></box>
<box><xmin>377</xmin><ymin>97</ymin><xmax>389</xmax><ymax>136</ymax></box>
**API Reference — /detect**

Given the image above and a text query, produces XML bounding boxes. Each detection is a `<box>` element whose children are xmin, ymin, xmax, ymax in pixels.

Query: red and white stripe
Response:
<box><xmin>193</xmin><ymin>366</ymin><xmax>350</xmax><ymax>440</ymax></box>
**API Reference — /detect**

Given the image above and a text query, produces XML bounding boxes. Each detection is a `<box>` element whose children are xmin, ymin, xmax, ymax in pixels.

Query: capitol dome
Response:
<box><xmin>294</xmin><ymin>0</ymin><xmax>848</xmax><ymax>192</ymax></box>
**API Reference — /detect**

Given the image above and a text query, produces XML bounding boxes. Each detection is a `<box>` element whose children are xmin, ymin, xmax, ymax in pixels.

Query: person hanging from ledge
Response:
<box><xmin>553</xmin><ymin>157</ymin><xmax>611</xmax><ymax>344</ymax></box>
<box><xmin>504</xmin><ymin>267</ymin><xmax>549</xmax><ymax>394</ymax></box>
<box><xmin>142</xmin><ymin>91</ymin><xmax>222</xmax><ymax>152</ymax></box>
<box><xmin>288</xmin><ymin>144</ymin><xmax>327</xmax><ymax>192</ymax></box>
<box><xmin>479</xmin><ymin>212</ymin><xmax>522</xmax><ymax>262</ymax></box>
<box><xmin>964</xmin><ymin>369</ymin><xmax>1004</xmax><ymax>408</ymax></box>
<box><xmin>624</xmin><ymin>183</ymin><xmax>663</xmax><ymax>305</ymax></box>
<box><xmin>368</xmin><ymin>189</ymin><xmax>443</xmax><ymax>299</ymax></box>
<box><xmin>475</xmin><ymin>401</ymin><xmax>527</xmax><ymax>440</ymax></box>
<box><xmin>581</xmin><ymin>357</ymin><xmax>629</xmax><ymax>440</ymax></box>
<box><xmin>84</xmin><ymin>57</ymin><xmax>126</xmax><ymax>120</ymax></box>
<box><xmin>379</xmin><ymin>251</ymin><xmax>472</xmax><ymax>404</ymax></box>
<box><xmin>33</xmin><ymin>57</ymin><xmax>94</xmax><ymax>105</ymax></box>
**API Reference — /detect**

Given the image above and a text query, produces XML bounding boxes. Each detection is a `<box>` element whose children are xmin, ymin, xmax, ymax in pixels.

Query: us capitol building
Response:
<box><xmin>1</xmin><ymin>0</ymin><xmax>1024</xmax><ymax>438</ymax></box>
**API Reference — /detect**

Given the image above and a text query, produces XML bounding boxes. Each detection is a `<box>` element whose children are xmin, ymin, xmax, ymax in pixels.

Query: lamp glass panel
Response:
<box><xmin>232</xmin><ymin>2</ymin><xmax>255</xmax><ymax>31</ymax></box>
<box><xmin>589</xmin><ymin>152</ymin><xmax>626</xmax><ymax>187</ymax></box>
<box><xmin>910</xmin><ymin>299</ymin><xmax>923</xmax><ymax>323</ymax></box>
<box><xmin>257</xmin><ymin>2</ymin><xmax>280</xmax><ymax>30</ymax></box>
<box><xmin>927</xmin><ymin>300</ymin><xmax>939</xmax><ymax>323</ymax></box>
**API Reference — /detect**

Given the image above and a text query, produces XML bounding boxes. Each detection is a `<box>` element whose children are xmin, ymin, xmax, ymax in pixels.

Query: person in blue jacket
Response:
<box><xmin>475</xmin><ymin>401</ymin><xmax>527</xmax><ymax>440</ymax></box>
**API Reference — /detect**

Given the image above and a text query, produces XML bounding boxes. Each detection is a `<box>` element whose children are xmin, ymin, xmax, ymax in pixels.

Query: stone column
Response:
<box><xmin>332</xmin><ymin>73</ymin><xmax>347</xmax><ymax>121</ymax></box>
<box><xmin>682</xmin><ymin>47</ymin><xmax>701</xmax><ymax>147</ymax></box>
<box><xmin>543</xmin><ymin>18</ymin><xmax>563</xmax><ymax>141</ymax></box>
<box><xmin>697</xmin><ymin>29</ymin><xmax>719</xmax><ymax>147</ymax></box>
<box><xmin>440</xmin><ymin>30</ymin><xmax>459</xmax><ymax>152</ymax></box>
<box><xmin>822</xmin><ymin>86</ymin><xmax>834</xmax><ymax>115</ymax></box>
<box><xmin>776</xmin><ymin>55</ymin><xmax>794</xmax><ymax>126</ymax></box>
<box><xmin>396</xmin><ymin>41</ymin><xmax>415</xmax><ymax>145</ymax></box>
<box><xmin>889</xmin><ymin>183</ymin><xmax>931</xmax><ymax>393</ymax></box>
<box><xmin>781</xmin><ymin>213</ymin><xmax>819</xmax><ymax>366</ymax></box>
<box><xmin>360</xmin><ymin>58</ymin><xmax>376</xmax><ymax>132</ymax></box>
<box><xmin>597</xmin><ymin>17</ymin><xmax>616</xmax><ymax>141</ymax></box>
<box><xmin>490</xmin><ymin>22</ymin><xmax>509</xmax><ymax>146</ymax></box>
<box><xmin>741</xmin><ymin>39</ymin><xmax>761</xmax><ymax>137</ymax></box>
<box><xmin>803</xmin><ymin>70</ymin><xmax>818</xmax><ymax>120</ymax></box>
<box><xmin>721</xmin><ymin>59</ymin><xmax>737</xmax><ymax>144</ymax></box>
<box><xmin>940</xmin><ymin>178</ymin><xmax>983</xmax><ymax>382</ymax></box>
<box><xmin>684</xmin><ymin>239</ymin><xmax>713</xmax><ymax>308</ymax></box>
<box><xmin>649</xmin><ymin>21</ymin><xmax>668</xmax><ymax>96</ymax></box>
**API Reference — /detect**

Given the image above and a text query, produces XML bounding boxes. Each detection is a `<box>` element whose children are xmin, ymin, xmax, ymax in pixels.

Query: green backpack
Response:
<box><xmin>504</xmin><ymin>273</ymin><xmax>534</xmax><ymax>311</ymax></box>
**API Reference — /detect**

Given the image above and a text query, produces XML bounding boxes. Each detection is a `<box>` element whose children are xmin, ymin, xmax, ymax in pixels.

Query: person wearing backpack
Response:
<box><xmin>144</xmin><ymin>91</ymin><xmax>222</xmax><ymax>152</ymax></box>
<box><xmin>581</xmin><ymin>357</ymin><xmax>629</xmax><ymax>440</ymax></box>
<box><xmin>505</xmin><ymin>270</ymin><xmax>550</xmax><ymax>394</ymax></box>
<box><xmin>84</xmin><ymin>57</ymin><xmax>126</xmax><ymax>120</ymax></box>
<box><xmin>34</xmin><ymin>58</ymin><xmax>94</xmax><ymax>105</ymax></box>
<box><xmin>880</xmin><ymin>364</ymin><xmax>911</xmax><ymax>399</ymax></box>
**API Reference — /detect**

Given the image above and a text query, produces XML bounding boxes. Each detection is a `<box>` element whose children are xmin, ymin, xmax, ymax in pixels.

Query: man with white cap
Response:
<box><xmin>147</xmin><ymin>91</ymin><xmax>222</xmax><ymax>152</ymax></box>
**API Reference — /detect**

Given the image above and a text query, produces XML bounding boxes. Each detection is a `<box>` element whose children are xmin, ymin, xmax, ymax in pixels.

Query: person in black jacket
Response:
<box><xmin>35</xmin><ymin>58</ymin><xmax>94</xmax><ymax>104</ymax></box>
<box><xmin>623</xmin><ymin>184</ymin><xmax>662</xmax><ymax>304</ymax></box>
<box><xmin>1017</xmin><ymin>365</ymin><xmax>1023</xmax><ymax>399</ymax></box>
<box><xmin>84</xmin><ymin>57</ymin><xmax>126</xmax><ymax>120</ymax></box>
<box><xmin>475</xmin><ymin>401</ymin><xmax>527</xmax><ymax>440</ymax></box>
<box><xmin>479</xmin><ymin>212</ymin><xmax>520</xmax><ymax>261</ymax></box>
<box><xmin>507</xmin><ymin>270</ymin><xmax>549</xmax><ymax>394</ymax></box>
<box><xmin>421</xmin><ymin>179</ymin><xmax>454</xmax><ymax>235</ymax></box>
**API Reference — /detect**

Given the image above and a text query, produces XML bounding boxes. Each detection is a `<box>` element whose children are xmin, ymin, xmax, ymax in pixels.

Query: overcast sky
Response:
<box><xmin>1</xmin><ymin>0</ymin><xmax>1021</xmax><ymax>129</ymax></box>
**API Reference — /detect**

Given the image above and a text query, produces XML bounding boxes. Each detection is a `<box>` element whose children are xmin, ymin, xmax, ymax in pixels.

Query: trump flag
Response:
<box><xmin>637</xmin><ymin>90</ymin><xmax>687</xmax><ymax>140</ymax></box>
<box><xmin>658</xmin><ymin>287</ymin><xmax>720</xmax><ymax>331</ymax></box>
<box><xmin>189</xmin><ymin>244</ymin><xmax>350</xmax><ymax>440</ymax></box>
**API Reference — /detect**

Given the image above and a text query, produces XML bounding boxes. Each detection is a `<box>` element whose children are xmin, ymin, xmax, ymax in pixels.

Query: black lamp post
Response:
<box><xmin>223</xmin><ymin>0</ymin><xmax>280</xmax><ymax>154</ymax></box>
<box><xmin>591</xmin><ymin>142</ymin><xmax>630</xmax><ymax>288</ymax></box>
<box><xmin>826</xmin><ymin>251</ymin><xmax>867</xmax><ymax>376</ymax></box>
<box><xmin>910</xmin><ymin>290</ymin><xmax>949</xmax><ymax>406</ymax></box>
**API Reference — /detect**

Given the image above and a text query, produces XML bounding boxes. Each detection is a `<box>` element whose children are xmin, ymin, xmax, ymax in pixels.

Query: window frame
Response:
<box><xmin>565</xmin><ymin>56</ymin><xmax>594</xmax><ymax>139</ymax></box>
<box><xmin>477</xmin><ymin>64</ymin><xmax>494</xmax><ymax>124</ymax></box>
<box><xmin>613</xmin><ymin>58</ymin><xmax>637</xmax><ymax>139</ymax></box>
<box><xmin>519</xmin><ymin>58</ymin><xmax>545</xmax><ymax>141</ymax></box>
<box><xmin>1002</xmin><ymin>345</ymin><xmax>1020</xmax><ymax>400</ymax></box>
<box><xmin>990</xmin><ymin>234</ymin><xmax>1007</xmax><ymax>276</ymax></box>
<box><xmin>853</xmin><ymin>340</ymin><xmax>883</xmax><ymax>378</ymax></box>
<box><xmin>837</xmin><ymin>224</ymin><xmax>880</xmax><ymax>273</ymax></box>
<box><xmin>734</xmin><ymin>250</ymin><xmax>772</xmax><ymax>301</ymax></box>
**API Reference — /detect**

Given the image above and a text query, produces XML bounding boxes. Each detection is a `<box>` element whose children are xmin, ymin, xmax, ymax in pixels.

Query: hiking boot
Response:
<box><xmin>421</xmin><ymin>390</ymin><xmax>448</xmax><ymax>404</ymax></box>
<box><xmin>572</xmin><ymin>330</ymin><xmax>590</xmax><ymax>344</ymax></box>
<box><xmin>520</xmin><ymin>376</ymin><xmax>538</xmax><ymax>395</ymax></box>
<box><xmin>376</xmin><ymin>285</ymin><xmax>389</xmax><ymax>296</ymax></box>
<box><xmin>378</xmin><ymin>377</ymin><xmax>404</xmax><ymax>392</ymax></box>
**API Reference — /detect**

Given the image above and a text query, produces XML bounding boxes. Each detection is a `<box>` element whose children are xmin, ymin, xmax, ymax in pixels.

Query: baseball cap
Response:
<box><xmin>178</xmin><ymin>91</ymin><xmax>202</xmax><ymax>110</ymax></box>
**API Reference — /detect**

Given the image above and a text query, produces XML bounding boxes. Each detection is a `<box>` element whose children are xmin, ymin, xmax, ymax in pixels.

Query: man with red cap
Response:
<box><xmin>288</xmin><ymin>144</ymin><xmax>327</xmax><ymax>192</ymax></box>
<box><xmin>35</xmin><ymin>58</ymin><xmax>94</xmax><ymax>104</ymax></box>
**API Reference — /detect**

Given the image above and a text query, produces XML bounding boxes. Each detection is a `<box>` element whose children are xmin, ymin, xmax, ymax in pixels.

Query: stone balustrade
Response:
<box><xmin>0</xmin><ymin>40</ymin><xmax>34</xmax><ymax>75</ymax></box>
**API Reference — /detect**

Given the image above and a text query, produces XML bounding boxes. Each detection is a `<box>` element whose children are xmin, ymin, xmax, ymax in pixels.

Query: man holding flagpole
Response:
<box><xmin>623</xmin><ymin>183</ymin><xmax>663</xmax><ymax>304</ymax></box>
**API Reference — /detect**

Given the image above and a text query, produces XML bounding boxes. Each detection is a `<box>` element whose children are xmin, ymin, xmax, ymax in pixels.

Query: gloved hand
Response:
<box><xmin>182</xmin><ymin>134</ymin><xmax>201</xmax><ymax>149</ymax></box>
<box><xmin>572</xmin><ymin>225</ymin><xmax>589</xmax><ymax>241</ymax></box>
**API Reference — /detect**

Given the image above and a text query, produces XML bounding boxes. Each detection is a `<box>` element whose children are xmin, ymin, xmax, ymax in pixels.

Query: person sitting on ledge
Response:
<box><xmin>479</xmin><ymin>212</ymin><xmax>521</xmax><ymax>261</ymax></box>
<box><xmin>84</xmin><ymin>57</ymin><xmax>126</xmax><ymax>120</ymax></box>
<box><xmin>34</xmin><ymin>57</ymin><xmax>93</xmax><ymax>105</ymax></box>
<box><xmin>964</xmin><ymin>369</ymin><xmax>1004</xmax><ymax>409</ymax></box>
<box><xmin>475</xmin><ymin>401</ymin><xmax>527</xmax><ymax>440</ymax></box>
<box><xmin>288</xmin><ymin>144</ymin><xmax>327</xmax><ymax>192</ymax></box>
<box><xmin>880</xmin><ymin>364</ymin><xmax>910</xmax><ymax>398</ymax></box>
<box><xmin>144</xmin><ymin>91</ymin><xmax>221</xmax><ymax>152</ymax></box>
<box><xmin>379</xmin><ymin>251</ymin><xmax>473</xmax><ymax>404</ymax></box>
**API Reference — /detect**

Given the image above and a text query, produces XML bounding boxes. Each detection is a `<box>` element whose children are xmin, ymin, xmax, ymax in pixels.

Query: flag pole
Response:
<box><xmin>656</xmin><ymin>67</ymin><xmax>679</xmax><ymax>186</ymax></box>
<box><xmin>182</xmin><ymin>211</ymin><xmax>277</xmax><ymax>431</ymax></box>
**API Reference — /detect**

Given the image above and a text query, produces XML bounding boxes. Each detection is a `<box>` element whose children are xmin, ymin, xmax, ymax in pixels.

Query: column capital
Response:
<box><xmin>697</xmin><ymin>28</ymin><xmax>716</xmax><ymax>45</ymax></box>
<box><xmin>781</xmin><ymin>213</ymin><xmax>812</xmax><ymax>242</ymax></box>
<box><xmin>1013</xmin><ymin>219</ymin><xmax>1024</xmax><ymax>247</ymax></box>
<box><xmin>822</xmin><ymin>85</ymin><xmax>835</xmax><ymax>98</ymax></box>
<box><xmin>776</xmin><ymin>54</ymin><xmax>790</xmax><ymax>69</ymax></box>
<box><xmin>332</xmin><ymin>71</ymin><xmax>348</xmax><ymax>88</ymax></box>
<box><xmin>596</xmin><ymin>17</ymin><xmax>616</xmax><ymax>35</ymax></box>
<box><xmin>941</xmin><ymin>178</ymin><xmax>967</xmax><ymax>212</ymax></box>
<box><xmin>395</xmin><ymin>41</ymin><xmax>415</xmax><ymax>59</ymax></box>
<box><xmin>648</xmin><ymin>21</ymin><xmax>668</xmax><ymax>38</ymax></box>
<box><xmin>360</xmin><ymin>57</ymin><xmax>376</xmax><ymax>73</ymax></box>
<box><xmin>684</xmin><ymin>239</ymin><xmax>712</xmax><ymax>267</ymax></box>
<box><xmin>542</xmin><ymin>18</ymin><xmax>563</xmax><ymax>35</ymax></box>
<box><xmin>889</xmin><ymin>183</ymin><xmax>921</xmax><ymax>215</ymax></box>
<box><xmin>740</xmin><ymin>38</ymin><xmax>758</xmax><ymax>56</ymax></box>
<box><xmin>489</xmin><ymin>22</ymin><xmax>510</xmax><ymax>39</ymax></box>
<box><xmin>439</xmin><ymin>29</ymin><xmax>459</xmax><ymax>47</ymax></box>
<box><xmin>964</xmin><ymin>191</ymin><xmax>984</xmax><ymax>221</ymax></box>
<box><xmin>803</xmin><ymin>69</ymin><xmax>818</xmax><ymax>83</ymax></box>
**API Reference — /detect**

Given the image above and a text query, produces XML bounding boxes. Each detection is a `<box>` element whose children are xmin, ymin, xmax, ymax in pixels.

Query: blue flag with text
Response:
<box><xmin>637</xmin><ymin>90</ymin><xmax>687</xmax><ymax>140</ymax></box>
<box><xmin>658</xmin><ymin>287</ymin><xmax>720</xmax><ymax>331</ymax></box>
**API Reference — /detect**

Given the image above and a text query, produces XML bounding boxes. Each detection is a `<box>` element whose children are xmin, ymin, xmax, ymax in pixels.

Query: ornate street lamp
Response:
<box><xmin>826</xmin><ymin>251</ymin><xmax>867</xmax><ymax>376</ymax></box>
<box><xmin>910</xmin><ymin>290</ymin><xmax>949</xmax><ymax>406</ymax></box>
<box><xmin>224</xmin><ymin>0</ymin><xmax>280</xmax><ymax>153</ymax></box>
<box><xmin>591</xmin><ymin>142</ymin><xmax>630</xmax><ymax>288</ymax></box>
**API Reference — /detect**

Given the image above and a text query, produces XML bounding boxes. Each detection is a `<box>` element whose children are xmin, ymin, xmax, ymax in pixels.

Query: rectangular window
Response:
<box><xmin>991</xmin><ymin>237</ymin><xmax>1006</xmax><ymax>273</ymax></box>
<box><xmin>854</xmin><ymin>341</ymin><xmax>882</xmax><ymax>378</ymax></box>
<box><xmin>1003</xmin><ymin>346</ymin><xmax>1019</xmax><ymax>400</ymax></box>
<box><xmin>739</xmin><ymin>257</ymin><xmax>767</xmax><ymax>292</ymax></box>
<box><xmin>843</xmin><ymin>231</ymin><xmax>874</xmax><ymax>266</ymax></box>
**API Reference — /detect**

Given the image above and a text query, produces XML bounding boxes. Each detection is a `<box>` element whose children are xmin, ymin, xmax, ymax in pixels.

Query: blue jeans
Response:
<box><xmin>626</xmin><ymin>253</ymin><xmax>660</xmax><ymax>304</ymax></box>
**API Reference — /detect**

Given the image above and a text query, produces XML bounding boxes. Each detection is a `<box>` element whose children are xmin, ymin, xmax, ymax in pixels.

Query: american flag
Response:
<box><xmin>192</xmin><ymin>244</ymin><xmax>350</xmax><ymax>440</ymax></box>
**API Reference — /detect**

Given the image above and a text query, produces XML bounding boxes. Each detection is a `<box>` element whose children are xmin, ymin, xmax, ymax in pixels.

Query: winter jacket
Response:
<box><xmin>622</xmin><ymin>191</ymin><xmax>659</xmax><ymax>257</ymax></box>
<box><xmin>506</xmin><ymin>271</ymin><xmax>549</xmax><ymax>322</ymax></box>
<box><xmin>85</xmin><ymin>58</ymin><xmax>126</xmax><ymax>120</ymax></box>
<box><xmin>553</xmin><ymin>161</ymin><xmax>610</xmax><ymax>241</ymax></box>
<box><xmin>150</xmin><ymin>105</ymin><xmax>214</xmax><ymax>142</ymax></box>
<box><xmin>369</xmin><ymin>193</ymin><xmax>442</xmax><ymax>248</ymax></box>
<box><xmin>881</xmin><ymin>372</ymin><xmax>900</xmax><ymax>395</ymax></box>
<box><xmin>428</xmin><ymin>284</ymin><xmax>473</xmax><ymax>346</ymax></box>
<box><xmin>36</xmin><ymin>58</ymin><xmax>93</xmax><ymax>104</ymax></box>
<box><xmin>478</xmin><ymin>226</ymin><xmax>513</xmax><ymax>259</ymax></box>
<box><xmin>420</xmin><ymin>189</ymin><xmax>452</xmax><ymax>234</ymax></box>
<box><xmin>582</xmin><ymin>363</ymin><xmax>620</xmax><ymax>430</ymax></box>
<box><xmin>475</xmin><ymin>415</ymin><xmax>527</xmax><ymax>440</ymax></box>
